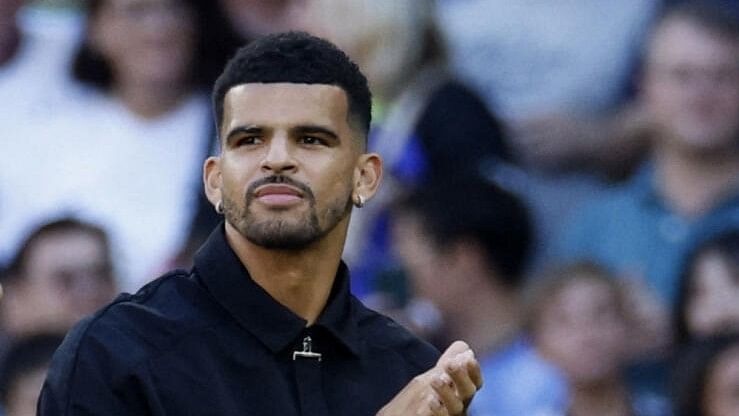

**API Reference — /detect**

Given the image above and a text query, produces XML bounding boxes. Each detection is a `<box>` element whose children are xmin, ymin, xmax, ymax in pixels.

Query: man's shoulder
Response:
<box><xmin>40</xmin><ymin>268</ymin><xmax>228</xmax><ymax>414</ymax></box>
<box><xmin>61</xmin><ymin>269</ymin><xmax>225</xmax><ymax>368</ymax></box>
<box><xmin>350</xmin><ymin>297</ymin><xmax>440</xmax><ymax>369</ymax></box>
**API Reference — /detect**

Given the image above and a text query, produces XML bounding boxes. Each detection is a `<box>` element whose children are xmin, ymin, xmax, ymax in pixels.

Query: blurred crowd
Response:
<box><xmin>1</xmin><ymin>0</ymin><xmax>739</xmax><ymax>415</ymax></box>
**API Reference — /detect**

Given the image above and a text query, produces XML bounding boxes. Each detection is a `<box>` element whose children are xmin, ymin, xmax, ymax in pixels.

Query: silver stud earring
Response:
<box><xmin>354</xmin><ymin>194</ymin><xmax>365</xmax><ymax>208</ymax></box>
<box><xmin>216</xmin><ymin>200</ymin><xmax>224</xmax><ymax>214</ymax></box>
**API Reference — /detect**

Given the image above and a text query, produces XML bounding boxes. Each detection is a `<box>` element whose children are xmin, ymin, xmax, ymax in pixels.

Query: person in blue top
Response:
<box><xmin>557</xmin><ymin>0</ymin><xmax>739</xmax><ymax>308</ymax></box>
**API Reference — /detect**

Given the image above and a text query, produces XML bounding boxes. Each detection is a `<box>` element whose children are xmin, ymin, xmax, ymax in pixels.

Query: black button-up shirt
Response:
<box><xmin>38</xmin><ymin>226</ymin><xmax>439</xmax><ymax>415</ymax></box>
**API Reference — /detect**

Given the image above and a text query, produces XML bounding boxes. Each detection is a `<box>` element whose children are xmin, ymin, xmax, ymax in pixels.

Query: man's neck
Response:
<box><xmin>224</xmin><ymin>221</ymin><xmax>347</xmax><ymax>325</ymax></box>
<box><xmin>655</xmin><ymin>143</ymin><xmax>739</xmax><ymax>217</ymax></box>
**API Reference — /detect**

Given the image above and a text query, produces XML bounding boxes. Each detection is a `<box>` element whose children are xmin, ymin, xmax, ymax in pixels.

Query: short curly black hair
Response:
<box><xmin>212</xmin><ymin>31</ymin><xmax>372</xmax><ymax>140</ymax></box>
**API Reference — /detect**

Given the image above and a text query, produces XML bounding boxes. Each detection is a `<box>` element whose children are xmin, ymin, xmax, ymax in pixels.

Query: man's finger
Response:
<box><xmin>431</xmin><ymin>373</ymin><xmax>463</xmax><ymax>415</ymax></box>
<box><xmin>424</xmin><ymin>393</ymin><xmax>449</xmax><ymax>416</ymax></box>
<box><xmin>446</xmin><ymin>352</ymin><xmax>478</xmax><ymax>402</ymax></box>
<box><xmin>466</xmin><ymin>354</ymin><xmax>483</xmax><ymax>390</ymax></box>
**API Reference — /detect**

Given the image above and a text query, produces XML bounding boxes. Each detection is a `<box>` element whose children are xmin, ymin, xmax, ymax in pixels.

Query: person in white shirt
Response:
<box><xmin>0</xmin><ymin>0</ymin><xmax>241</xmax><ymax>292</ymax></box>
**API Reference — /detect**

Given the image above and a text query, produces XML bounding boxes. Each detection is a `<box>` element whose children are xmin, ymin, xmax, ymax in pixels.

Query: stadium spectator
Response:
<box><xmin>392</xmin><ymin>177</ymin><xmax>567</xmax><ymax>416</ymax></box>
<box><xmin>527</xmin><ymin>263</ymin><xmax>671</xmax><ymax>416</ymax></box>
<box><xmin>0</xmin><ymin>0</ymin><xmax>241</xmax><ymax>291</ymax></box>
<box><xmin>0</xmin><ymin>218</ymin><xmax>117</xmax><ymax>339</ymax></box>
<box><xmin>558</xmin><ymin>1</ymin><xmax>739</xmax><ymax>307</ymax></box>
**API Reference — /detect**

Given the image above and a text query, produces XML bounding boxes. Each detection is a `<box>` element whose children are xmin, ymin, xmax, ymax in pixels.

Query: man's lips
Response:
<box><xmin>254</xmin><ymin>185</ymin><xmax>304</xmax><ymax>205</ymax></box>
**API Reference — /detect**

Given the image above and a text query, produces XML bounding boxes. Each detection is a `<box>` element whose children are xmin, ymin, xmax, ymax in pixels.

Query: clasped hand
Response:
<box><xmin>377</xmin><ymin>341</ymin><xmax>482</xmax><ymax>416</ymax></box>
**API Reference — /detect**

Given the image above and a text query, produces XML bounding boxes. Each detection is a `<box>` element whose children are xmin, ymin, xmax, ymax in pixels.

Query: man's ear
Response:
<box><xmin>352</xmin><ymin>153</ymin><xmax>383</xmax><ymax>205</ymax></box>
<box><xmin>203</xmin><ymin>156</ymin><xmax>223</xmax><ymax>209</ymax></box>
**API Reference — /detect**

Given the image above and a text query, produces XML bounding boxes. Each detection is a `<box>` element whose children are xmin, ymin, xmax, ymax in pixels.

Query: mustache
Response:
<box><xmin>245</xmin><ymin>175</ymin><xmax>315</xmax><ymax>203</ymax></box>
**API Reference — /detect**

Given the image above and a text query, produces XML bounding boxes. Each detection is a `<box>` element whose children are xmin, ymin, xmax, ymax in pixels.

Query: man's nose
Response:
<box><xmin>260</xmin><ymin>135</ymin><xmax>297</xmax><ymax>174</ymax></box>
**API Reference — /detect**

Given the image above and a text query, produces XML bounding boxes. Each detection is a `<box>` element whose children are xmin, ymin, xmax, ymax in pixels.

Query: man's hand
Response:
<box><xmin>377</xmin><ymin>341</ymin><xmax>482</xmax><ymax>416</ymax></box>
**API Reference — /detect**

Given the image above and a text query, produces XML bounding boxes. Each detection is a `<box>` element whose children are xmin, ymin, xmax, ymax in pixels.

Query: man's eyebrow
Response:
<box><xmin>225</xmin><ymin>125</ymin><xmax>262</xmax><ymax>145</ymax></box>
<box><xmin>293</xmin><ymin>125</ymin><xmax>339</xmax><ymax>140</ymax></box>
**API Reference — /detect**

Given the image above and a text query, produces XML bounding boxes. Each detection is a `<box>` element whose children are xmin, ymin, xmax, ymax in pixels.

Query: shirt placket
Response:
<box><xmin>292</xmin><ymin>331</ymin><xmax>330</xmax><ymax>416</ymax></box>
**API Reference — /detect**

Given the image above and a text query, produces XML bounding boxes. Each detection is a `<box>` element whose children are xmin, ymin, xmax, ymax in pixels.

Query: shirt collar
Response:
<box><xmin>193</xmin><ymin>224</ymin><xmax>362</xmax><ymax>357</ymax></box>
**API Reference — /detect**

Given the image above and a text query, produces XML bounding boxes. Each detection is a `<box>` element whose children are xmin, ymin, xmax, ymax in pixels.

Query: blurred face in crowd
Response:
<box><xmin>644</xmin><ymin>16</ymin><xmax>739</xmax><ymax>154</ymax></box>
<box><xmin>534</xmin><ymin>277</ymin><xmax>629</xmax><ymax>385</ymax></box>
<box><xmin>206</xmin><ymin>83</ymin><xmax>378</xmax><ymax>249</ymax></box>
<box><xmin>392</xmin><ymin>211</ymin><xmax>467</xmax><ymax>314</ymax></box>
<box><xmin>703</xmin><ymin>344</ymin><xmax>739</xmax><ymax>416</ymax></box>
<box><xmin>3</xmin><ymin>230</ymin><xmax>116</xmax><ymax>335</ymax></box>
<box><xmin>89</xmin><ymin>0</ymin><xmax>196</xmax><ymax>89</ymax></box>
<box><xmin>4</xmin><ymin>365</ymin><xmax>47</xmax><ymax>416</ymax></box>
<box><xmin>685</xmin><ymin>250</ymin><xmax>739</xmax><ymax>339</ymax></box>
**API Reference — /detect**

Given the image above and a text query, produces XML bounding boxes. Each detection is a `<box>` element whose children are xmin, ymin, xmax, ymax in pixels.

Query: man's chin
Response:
<box><xmin>245</xmin><ymin>232</ymin><xmax>317</xmax><ymax>250</ymax></box>
<box><xmin>241</xmin><ymin>220</ymin><xmax>321</xmax><ymax>250</ymax></box>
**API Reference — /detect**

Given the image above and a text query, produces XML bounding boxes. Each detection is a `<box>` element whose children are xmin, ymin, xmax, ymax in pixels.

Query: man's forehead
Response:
<box><xmin>222</xmin><ymin>82</ymin><xmax>350</xmax><ymax>125</ymax></box>
<box><xmin>224</xmin><ymin>82</ymin><xmax>348</xmax><ymax>106</ymax></box>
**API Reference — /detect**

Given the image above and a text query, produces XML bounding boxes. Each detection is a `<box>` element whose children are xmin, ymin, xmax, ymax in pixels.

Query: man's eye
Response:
<box><xmin>236</xmin><ymin>136</ymin><xmax>261</xmax><ymax>146</ymax></box>
<box><xmin>300</xmin><ymin>136</ymin><xmax>324</xmax><ymax>145</ymax></box>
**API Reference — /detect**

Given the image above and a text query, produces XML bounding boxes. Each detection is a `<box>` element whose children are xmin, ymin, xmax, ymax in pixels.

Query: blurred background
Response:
<box><xmin>1</xmin><ymin>0</ymin><xmax>739</xmax><ymax>415</ymax></box>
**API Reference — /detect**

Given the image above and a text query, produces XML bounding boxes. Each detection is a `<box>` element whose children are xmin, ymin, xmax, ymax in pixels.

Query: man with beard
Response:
<box><xmin>38</xmin><ymin>32</ymin><xmax>481</xmax><ymax>416</ymax></box>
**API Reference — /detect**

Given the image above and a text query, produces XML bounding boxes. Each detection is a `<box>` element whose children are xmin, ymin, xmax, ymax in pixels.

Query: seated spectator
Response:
<box><xmin>672</xmin><ymin>334</ymin><xmax>739</xmax><ymax>416</ymax></box>
<box><xmin>0</xmin><ymin>333</ymin><xmax>64</xmax><ymax>416</ymax></box>
<box><xmin>0</xmin><ymin>218</ymin><xmax>117</xmax><ymax>339</ymax></box>
<box><xmin>0</xmin><ymin>0</ymin><xmax>241</xmax><ymax>291</ymax></box>
<box><xmin>527</xmin><ymin>263</ymin><xmax>671</xmax><ymax>416</ymax></box>
<box><xmin>296</xmin><ymin>0</ymin><xmax>511</xmax><ymax>296</ymax></box>
<box><xmin>391</xmin><ymin>176</ymin><xmax>567</xmax><ymax>416</ymax></box>
<box><xmin>674</xmin><ymin>228</ymin><xmax>739</xmax><ymax>346</ymax></box>
<box><xmin>558</xmin><ymin>1</ymin><xmax>739</xmax><ymax>308</ymax></box>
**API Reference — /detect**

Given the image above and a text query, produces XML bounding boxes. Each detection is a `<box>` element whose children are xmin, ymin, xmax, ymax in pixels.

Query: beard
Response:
<box><xmin>222</xmin><ymin>175</ymin><xmax>353</xmax><ymax>250</ymax></box>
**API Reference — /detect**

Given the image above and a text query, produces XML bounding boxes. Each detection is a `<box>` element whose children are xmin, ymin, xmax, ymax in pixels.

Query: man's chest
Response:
<box><xmin>130</xmin><ymin>339</ymin><xmax>415</xmax><ymax>416</ymax></box>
